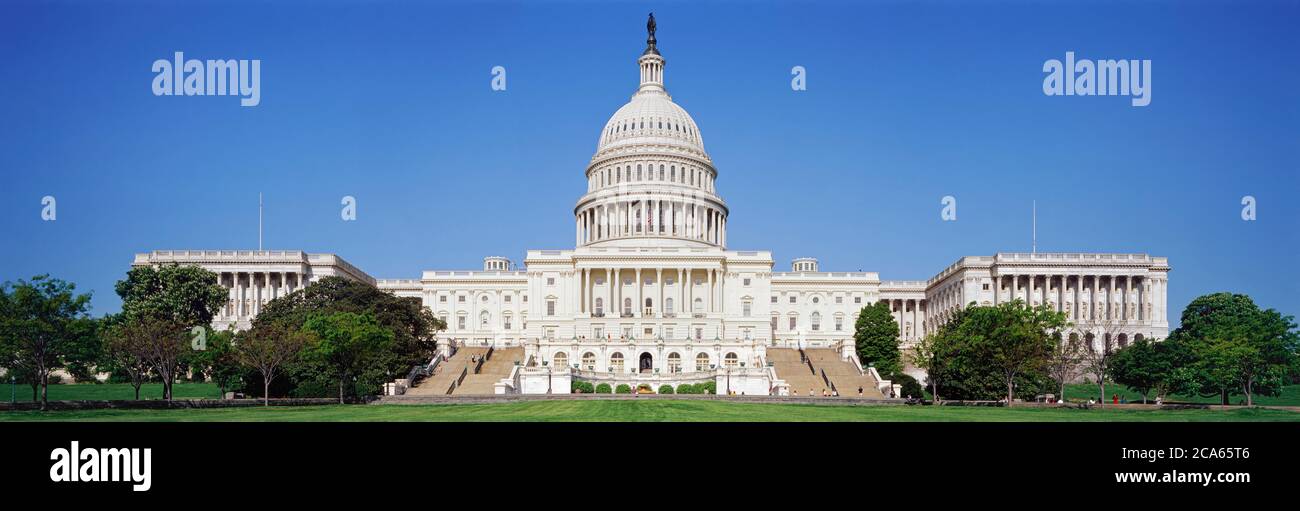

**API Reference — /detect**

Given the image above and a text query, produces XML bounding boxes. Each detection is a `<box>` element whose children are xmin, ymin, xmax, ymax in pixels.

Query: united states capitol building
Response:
<box><xmin>132</xmin><ymin>18</ymin><xmax>1170</xmax><ymax>397</ymax></box>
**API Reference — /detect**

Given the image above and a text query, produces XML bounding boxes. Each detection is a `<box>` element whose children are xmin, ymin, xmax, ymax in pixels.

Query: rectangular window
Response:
<box><xmin>546</xmin><ymin>300</ymin><xmax>556</xmax><ymax>316</ymax></box>
<box><xmin>457</xmin><ymin>316</ymin><xmax>466</xmax><ymax>330</ymax></box>
<box><xmin>743</xmin><ymin>302</ymin><xmax>752</xmax><ymax>317</ymax></box>
<box><xmin>547</xmin><ymin>277</ymin><xmax>555</xmax><ymax>286</ymax></box>
<box><xmin>504</xmin><ymin>295</ymin><xmax>511</xmax><ymax>302</ymax></box>
<box><xmin>664</xmin><ymin>327</ymin><xmax>674</xmax><ymax>339</ymax></box>
<box><xmin>835</xmin><ymin>296</ymin><xmax>843</xmax><ymax>304</ymax></box>
<box><xmin>789</xmin><ymin>317</ymin><xmax>797</xmax><ymax>330</ymax></box>
<box><xmin>854</xmin><ymin>296</ymin><xmax>862</xmax><ymax>304</ymax></box>
<box><xmin>458</xmin><ymin>295</ymin><xmax>466</xmax><ymax>302</ymax></box>
<box><xmin>743</xmin><ymin>278</ymin><xmax>751</xmax><ymax>286</ymax></box>
<box><xmin>770</xmin><ymin>317</ymin><xmax>778</xmax><ymax>330</ymax></box>
<box><xmin>440</xmin><ymin>295</ymin><xmax>447</xmax><ymax>303</ymax></box>
<box><xmin>789</xmin><ymin>296</ymin><xmax>797</xmax><ymax>304</ymax></box>
<box><xmin>771</xmin><ymin>296</ymin><xmax>778</xmax><ymax>303</ymax></box>
<box><xmin>694</xmin><ymin>328</ymin><xmax>703</xmax><ymax>340</ymax></box>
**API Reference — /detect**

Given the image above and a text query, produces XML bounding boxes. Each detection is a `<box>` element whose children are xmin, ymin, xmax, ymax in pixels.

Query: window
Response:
<box><xmin>811</xmin><ymin>312</ymin><xmax>822</xmax><ymax>331</ymax></box>
<box><xmin>694</xmin><ymin>327</ymin><xmax>703</xmax><ymax>340</ymax></box>
<box><xmin>480</xmin><ymin>311</ymin><xmax>490</xmax><ymax>327</ymax></box>
<box><xmin>693</xmin><ymin>298</ymin><xmax>703</xmax><ymax>313</ymax></box>
<box><xmin>504</xmin><ymin>295</ymin><xmax>511</xmax><ymax>303</ymax></box>
<box><xmin>504</xmin><ymin>315</ymin><xmax>513</xmax><ymax>330</ymax></box>
<box><xmin>695</xmin><ymin>353</ymin><xmax>710</xmax><ymax>372</ymax></box>
<box><xmin>854</xmin><ymin>296</ymin><xmax>862</xmax><ymax>304</ymax></box>
<box><xmin>623</xmin><ymin>298</ymin><xmax>632</xmax><ymax>316</ymax></box>
<box><xmin>770</xmin><ymin>316</ymin><xmax>778</xmax><ymax>331</ymax></box>
<box><xmin>546</xmin><ymin>299</ymin><xmax>556</xmax><ymax>316</ymax></box>
<box><xmin>789</xmin><ymin>296</ymin><xmax>797</xmax><ymax>304</ymax></box>
<box><xmin>834</xmin><ymin>316</ymin><xmax>843</xmax><ymax>331</ymax></box>
<box><xmin>545</xmin><ymin>327</ymin><xmax>555</xmax><ymax>339</ymax></box>
<box><xmin>835</xmin><ymin>296</ymin><xmax>843</xmax><ymax>304</ymax></box>
<box><xmin>595</xmin><ymin>298</ymin><xmax>604</xmax><ymax>316</ymax></box>
<box><xmin>789</xmin><ymin>316</ymin><xmax>797</xmax><ymax>330</ymax></box>
<box><xmin>743</xmin><ymin>278</ymin><xmax>751</xmax><ymax>286</ymax></box>
<box><xmin>553</xmin><ymin>352</ymin><xmax>567</xmax><ymax>368</ymax></box>
<box><xmin>457</xmin><ymin>316</ymin><xmax>466</xmax><ymax>330</ymax></box>
<box><xmin>440</xmin><ymin>295</ymin><xmax>447</xmax><ymax>303</ymax></box>
<box><xmin>665</xmin><ymin>298</ymin><xmax>674</xmax><ymax>314</ymax></box>
<box><xmin>668</xmin><ymin>353</ymin><xmax>682</xmax><ymax>373</ymax></box>
<box><xmin>458</xmin><ymin>295</ymin><xmax>466</xmax><ymax>303</ymax></box>
<box><xmin>582</xmin><ymin>352</ymin><xmax>597</xmax><ymax>370</ymax></box>
<box><xmin>481</xmin><ymin>295</ymin><xmax>488</xmax><ymax>303</ymax></box>
<box><xmin>742</xmin><ymin>300</ymin><xmax>752</xmax><ymax>317</ymax></box>
<box><xmin>812</xmin><ymin>297</ymin><xmax>820</xmax><ymax>304</ymax></box>
<box><xmin>547</xmin><ymin>277</ymin><xmax>555</xmax><ymax>286</ymax></box>
<box><xmin>609</xmin><ymin>353</ymin><xmax>625</xmax><ymax>372</ymax></box>
<box><xmin>594</xmin><ymin>326</ymin><xmax>604</xmax><ymax>338</ymax></box>
<box><xmin>724</xmin><ymin>352</ymin><xmax>738</xmax><ymax>368</ymax></box>
<box><xmin>664</xmin><ymin>327</ymin><xmax>674</xmax><ymax>339</ymax></box>
<box><xmin>771</xmin><ymin>296</ymin><xmax>778</xmax><ymax>303</ymax></box>
<box><xmin>982</xmin><ymin>283</ymin><xmax>990</xmax><ymax>291</ymax></box>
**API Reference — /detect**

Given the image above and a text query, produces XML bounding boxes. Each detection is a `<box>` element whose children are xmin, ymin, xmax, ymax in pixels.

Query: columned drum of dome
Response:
<box><xmin>574</xmin><ymin>18</ymin><xmax>728</xmax><ymax>249</ymax></box>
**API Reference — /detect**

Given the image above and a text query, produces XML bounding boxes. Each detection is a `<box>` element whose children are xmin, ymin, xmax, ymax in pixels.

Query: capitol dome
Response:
<box><xmin>573</xmin><ymin>15</ymin><xmax>729</xmax><ymax>251</ymax></box>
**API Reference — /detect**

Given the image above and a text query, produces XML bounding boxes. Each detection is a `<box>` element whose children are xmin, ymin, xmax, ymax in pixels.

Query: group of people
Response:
<box><xmin>789</xmin><ymin>387</ymin><xmax>842</xmax><ymax>397</ymax></box>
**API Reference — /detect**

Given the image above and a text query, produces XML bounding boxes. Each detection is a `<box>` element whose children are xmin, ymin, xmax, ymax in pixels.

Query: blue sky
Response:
<box><xmin>1</xmin><ymin>0</ymin><xmax>1297</xmax><ymax>325</ymax></box>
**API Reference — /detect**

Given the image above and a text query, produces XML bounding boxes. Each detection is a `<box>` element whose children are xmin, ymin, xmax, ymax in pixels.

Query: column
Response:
<box><xmin>635</xmin><ymin>268</ymin><xmax>643</xmax><ymax>317</ymax></box>
<box><xmin>656</xmin><ymin>269</ymin><xmax>663</xmax><ymax>318</ymax></box>
<box><xmin>678</xmin><ymin>268</ymin><xmax>686</xmax><ymax>316</ymax></box>
<box><xmin>707</xmin><ymin>268</ymin><xmax>715</xmax><ymax>313</ymax></box>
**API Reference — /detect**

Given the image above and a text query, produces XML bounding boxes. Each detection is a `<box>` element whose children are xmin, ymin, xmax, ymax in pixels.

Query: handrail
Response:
<box><xmin>473</xmin><ymin>355</ymin><xmax>487</xmax><ymax>375</ymax></box>
<box><xmin>447</xmin><ymin>366</ymin><xmax>468</xmax><ymax>394</ymax></box>
<box><xmin>485</xmin><ymin>346</ymin><xmax>495</xmax><ymax>362</ymax></box>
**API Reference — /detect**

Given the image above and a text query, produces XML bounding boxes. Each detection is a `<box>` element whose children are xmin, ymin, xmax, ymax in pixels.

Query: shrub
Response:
<box><xmin>658</xmin><ymin>384</ymin><xmax>674</xmax><ymax>394</ymax></box>
<box><xmin>571</xmin><ymin>381</ymin><xmax>594</xmax><ymax>394</ymax></box>
<box><xmin>891</xmin><ymin>372</ymin><xmax>924</xmax><ymax>399</ymax></box>
<box><xmin>615</xmin><ymin>384</ymin><xmax>632</xmax><ymax>394</ymax></box>
<box><xmin>595</xmin><ymin>383</ymin><xmax>612</xmax><ymax>394</ymax></box>
<box><xmin>699</xmin><ymin>381</ymin><xmax>716</xmax><ymax>395</ymax></box>
<box><xmin>676</xmin><ymin>383</ymin><xmax>696</xmax><ymax>394</ymax></box>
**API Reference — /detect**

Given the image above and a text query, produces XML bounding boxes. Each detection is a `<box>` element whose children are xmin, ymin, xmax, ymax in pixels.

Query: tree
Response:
<box><xmin>853</xmin><ymin>302</ymin><xmax>902</xmax><ymax>377</ymax></box>
<box><xmin>115</xmin><ymin>264</ymin><xmax>227</xmax><ymax>328</ymax></box>
<box><xmin>1047</xmin><ymin>332</ymin><xmax>1083</xmax><ymax>403</ymax></box>
<box><xmin>101</xmin><ymin>316</ymin><xmax>156</xmax><ymax>400</ymax></box>
<box><xmin>234</xmin><ymin>322</ymin><xmax>312</xmax><ymax>406</ymax></box>
<box><xmin>190</xmin><ymin>328</ymin><xmax>242</xmax><ymax>398</ymax></box>
<box><xmin>1110</xmin><ymin>338</ymin><xmax>1163</xmax><ymax>403</ymax></box>
<box><xmin>134</xmin><ymin>317</ymin><xmax>188</xmax><ymax>401</ymax></box>
<box><xmin>1079</xmin><ymin>314</ymin><xmax>1124</xmax><ymax>406</ymax></box>
<box><xmin>300</xmin><ymin>312</ymin><xmax>394</xmax><ymax>403</ymax></box>
<box><xmin>0</xmin><ymin>275</ymin><xmax>95</xmax><ymax>410</ymax></box>
<box><xmin>909</xmin><ymin>334</ymin><xmax>943</xmax><ymax>402</ymax></box>
<box><xmin>1172</xmin><ymin>293</ymin><xmax>1299</xmax><ymax>405</ymax></box>
<box><xmin>251</xmin><ymin>277</ymin><xmax>444</xmax><ymax>396</ymax></box>
<box><xmin>986</xmin><ymin>302</ymin><xmax>1065</xmax><ymax>403</ymax></box>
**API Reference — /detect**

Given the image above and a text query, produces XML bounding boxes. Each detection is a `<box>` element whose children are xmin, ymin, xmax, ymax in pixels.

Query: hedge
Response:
<box><xmin>657</xmin><ymin>384</ymin><xmax>674</xmax><ymax>394</ymax></box>
<box><xmin>615</xmin><ymin>384</ymin><xmax>633</xmax><ymax>394</ymax></box>
<box><xmin>571</xmin><ymin>381</ymin><xmax>595</xmax><ymax>394</ymax></box>
<box><xmin>595</xmin><ymin>383</ymin><xmax>612</xmax><ymax>394</ymax></box>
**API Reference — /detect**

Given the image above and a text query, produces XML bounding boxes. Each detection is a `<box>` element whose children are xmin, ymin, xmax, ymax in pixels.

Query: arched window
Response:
<box><xmin>644</xmin><ymin>298</ymin><xmax>653</xmax><ymax>315</ymax></box>
<box><xmin>595</xmin><ymin>297</ymin><xmax>604</xmax><ymax>316</ymax></box>
<box><xmin>667</xmin><ymin>353</ymin><xmax>682</xmax><ymax>373</ymax></box>
<box><xmin>553</xmin><ymin>352</ymin><xmax>568</xmax><ymax>369</ymax></box>
<box><xmin>582</xmin><ymin>352</ymin><xmax>597</xmax><ymax>371</ymax></box>
<box><xmin>693</xmin><ymin>297</ymin><xmax>703</xmax><ymax>313</ymax></box>
<box><xmin>623</xmin><ymin>298</ymin><xmax>632</xmax><ymax>316</ymax></box>
<box><xmin>609</xmin><ymin>353</ymin><xmax>625</xmax><ymax>372</ymax></box>
<box><xmin>665</xmin><ymin>298</ymin><xmax>674</xmax><ymax>315</ymax></box>
<box><xmin>811</xmin><ymin>312</ymin><xmax>822</xmax><ymax>331</ymax></box>
<box><xmin>724</xmin><ymin>352</ymin><xmax>739</xmax><ymax>368</ymax></box>
<box><xmin>695</xmin><ymin>353</ymin><xmax>710</xmax><ymax>372</ymax></box>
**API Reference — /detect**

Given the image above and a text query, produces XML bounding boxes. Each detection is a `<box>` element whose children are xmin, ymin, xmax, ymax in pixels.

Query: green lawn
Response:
<box><xmin>2</xmin><ymin>400</ymin><xmax>1297</xmax><ymax>422</ymax></box>
<box><xmin>1062</xmin><ymin>383</ymin><xmax>1300</xmax><ymax>406</ymax></box>
<box><xmin>4</xmin><ymin>382</ymin><xmax>223</xmax><ymax>401</ymax></box>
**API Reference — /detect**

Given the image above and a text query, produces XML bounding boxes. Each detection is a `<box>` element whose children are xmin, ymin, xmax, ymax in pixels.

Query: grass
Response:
<box><xmin>1062</xmin><ymin>383</ymin><xmax>1300</xmax><ymax>406</ymax></box>
<box><xmin>5</xmin><ymin>382</ymin><xmax>223</xmax><ymax>401</ymax></box>
<box><xmin>2</xmin><ymin>399</ymin><xmax>1297</xmax><ymax>422</ymax></box>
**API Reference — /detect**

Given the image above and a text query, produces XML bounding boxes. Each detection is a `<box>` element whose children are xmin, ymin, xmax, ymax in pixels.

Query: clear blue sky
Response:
<box><xmin>2</xmin><ymin>0</ymin><xmax>1297</xmax><ymax>325</ymax></box>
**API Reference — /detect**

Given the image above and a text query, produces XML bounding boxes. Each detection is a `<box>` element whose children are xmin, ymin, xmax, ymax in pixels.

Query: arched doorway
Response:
<box><xmin>639</xmin><ymin>352</ymin><xmax>653</xmax><ymax>373</ymax></box>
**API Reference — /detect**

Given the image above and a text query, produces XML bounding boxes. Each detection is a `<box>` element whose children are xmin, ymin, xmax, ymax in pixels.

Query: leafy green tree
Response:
<box><xmin>924</xmin><ymin>302</ymin><xmax>1057</xmax><ymax>401</ymax></box>
<box><xmin>853</xmin><ymin>302</ymin><xmax>901</xmax><ymax>377</ymax></box>
<box><xmin>234</xmin><ymin>322</ymin><xmax>313</xmax><ymax>405</ymax></box>
<box><xmin>101</xmin><ymin>315</ymin><xmax>156</xmax><ymax>400</ymax></box>
<box><xmin>252</xmin><ymin>277</ymin><xmax>444</xmax><ymax>396</ymax></box>
<box><xmin>1110</xmin><ymin>338</ymin><xmax>1163</xmax><ymax>403</ymax></box>
<box><xmin>0</xmin><ymin>275</ymin><xmax>95</xmax><ymax>410</ymax></box>
<box><xmin>115</xmin><ymin>264</ymin><xmax>226</xmax><ymax>327</ymax></box>
<box><xmin>909</xmin><ymin>334</ymin><xmax>944</xmax><ymax>401</ymax></box>
<box><xmin>300</xmin><ymin>312</ymin><xmax>394</xmax><ymax>403</ymax></box>
<box><xmin>1171</xmin><ymin>293</ymin><xmax>1298</xmax><ymax>405</ymax></box>
<box><xmin>190</xmin><ymin>328</ymin><xmax>242</xmax><ymax>398</ymax></box>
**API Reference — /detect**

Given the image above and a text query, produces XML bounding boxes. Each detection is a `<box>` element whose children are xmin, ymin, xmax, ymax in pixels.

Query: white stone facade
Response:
<box><xmin>131</xmin><ymin>22</ymin><xmax>1169</xmax><ymax>394</ymax></box>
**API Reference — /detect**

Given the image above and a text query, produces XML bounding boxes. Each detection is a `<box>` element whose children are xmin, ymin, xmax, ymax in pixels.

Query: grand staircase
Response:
<box><xmin>768</xmin><ymin>348</ymin><xmax>885</xmax><ymax>398</ymax></box>
<box><xmin>407</xmin><ymin>347</ymin><xmax>524</xmax><ymax>396</ymax></box>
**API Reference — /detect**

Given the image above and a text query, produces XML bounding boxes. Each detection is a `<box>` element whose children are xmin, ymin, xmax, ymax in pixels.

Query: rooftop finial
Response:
<box><xmin>644</xmin><ymin>13</ymin><xmax>659</xmax><ymax>55</ymax></box>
